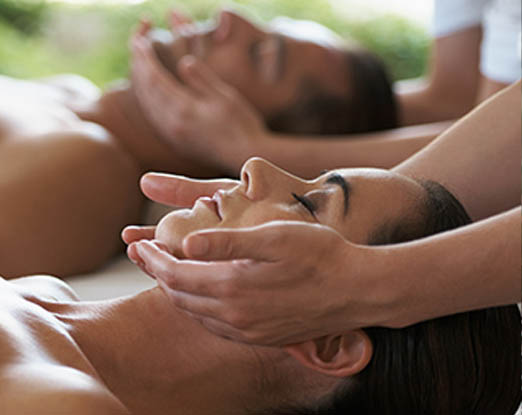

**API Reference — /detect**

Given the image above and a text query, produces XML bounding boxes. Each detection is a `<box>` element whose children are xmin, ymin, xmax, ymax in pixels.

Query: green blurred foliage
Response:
<box><xmin>0</xmin><ymin>0</ymin><xmax>48</xmax><ymax>34</ymax></box>
<box><xmin>0</xmin><ymin>0</ymin><xmax>431</xmax><ymax>86</ymax></box>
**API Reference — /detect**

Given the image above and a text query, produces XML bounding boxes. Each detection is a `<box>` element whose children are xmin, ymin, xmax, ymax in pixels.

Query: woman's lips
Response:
<box><xmin>212</xmin><ymin>191</ymin><xmax>226</xmax><ymax>219</ymax></box>
<box><xmin>198</xmin><ymin>197</ymin><xmax>222</xmax><ymax>220</ymax></box>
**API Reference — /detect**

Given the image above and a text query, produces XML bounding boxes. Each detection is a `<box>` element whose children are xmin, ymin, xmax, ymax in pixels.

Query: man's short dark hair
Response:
<box><xmin>266</xmin><ymin>48</ymin><xmax>398</xmax><ymax>135</ymax></box>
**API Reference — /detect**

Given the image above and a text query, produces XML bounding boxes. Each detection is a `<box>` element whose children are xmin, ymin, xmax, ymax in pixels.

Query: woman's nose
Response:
<box><xmin>240</xmin><ymin>157</ymin><xmax>298</xmax><ymax>201</ymax></box>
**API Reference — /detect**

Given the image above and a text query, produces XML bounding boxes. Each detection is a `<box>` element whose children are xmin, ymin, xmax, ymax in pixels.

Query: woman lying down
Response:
<box><xmin>1</xmin><ymin>159</ymin><xmax>520</xmax><ymax>415</ymax></box>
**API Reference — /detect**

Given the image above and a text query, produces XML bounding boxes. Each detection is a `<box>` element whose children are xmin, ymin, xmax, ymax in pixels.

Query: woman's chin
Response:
<box><xmin>155</xmin><ymin>212</ymin><xmax>191</xmax><ymax>259</ymax></box>
<box><xmin>155</xmin><ymin>206</ymin><xmax>223</xmax><ymax>258</ymax></box>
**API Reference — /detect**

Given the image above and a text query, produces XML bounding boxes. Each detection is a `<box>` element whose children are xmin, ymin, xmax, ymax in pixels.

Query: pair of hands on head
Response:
<box><xmin>127</xmin><ymin>12</ymin><xmax>367</xmax><ymax>346</ymax></box>
<box><xmin>122</xmin><ymin>173</ymin><xmax>384</xmax><ymax>347</ymax></box>
<box><xmin>127</xmin><ymin>12</ymin><xmax>394</xmax><ymax>347</ymax></box>
<box><xmin>130</xmin><ymin>11</ymin><xmax>267</xmax><ymax>174</ymax></box>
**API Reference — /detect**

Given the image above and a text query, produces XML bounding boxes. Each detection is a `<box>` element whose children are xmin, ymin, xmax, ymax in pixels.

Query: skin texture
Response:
<box><xmin>125</xmin><ymin>82</ymin><xmax>521</xmax><ymax>346</ymax></box>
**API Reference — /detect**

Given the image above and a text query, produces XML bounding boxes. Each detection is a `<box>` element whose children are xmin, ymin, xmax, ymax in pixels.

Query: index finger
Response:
<box><xmin>141</xmin><ymin>173</ymin><xmax>238</xmax><ymax>207</ymax></box>
<box><xmin>121</xmin><ymin>225</ymin><xmax>156</xmax><ymax>244</ymax></box>
<box><xmin>136</xmin><ymin>240</ymin><xmax>233</xmax><ymax>297</ymax></box>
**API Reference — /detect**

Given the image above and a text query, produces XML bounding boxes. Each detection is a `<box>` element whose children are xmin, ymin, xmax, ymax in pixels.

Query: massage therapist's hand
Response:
<box><xmin>122</xmin><ymin>172</ymin><xmax>238</xmax><ymax>262</ymax></box>
<box><xmin>132</xmin><ymin>221</ymin><xmax>385</xmax><ymax>346</ymax></box>
<box><xmin>130</xmin><ymin>17</ymin><xmax>268</xmax><ymax>174</ymax></box>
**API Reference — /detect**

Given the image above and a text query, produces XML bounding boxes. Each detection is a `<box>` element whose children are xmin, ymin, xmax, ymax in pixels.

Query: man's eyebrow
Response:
<box><xmin>276</xmin><ymin>34</ymin><xmax>287</xmax><ymax>80</ymax></box>
<box><xmin>325</xmin><ymin>173</ymin><xmax>350</xmax><ymax>216</ymax></box>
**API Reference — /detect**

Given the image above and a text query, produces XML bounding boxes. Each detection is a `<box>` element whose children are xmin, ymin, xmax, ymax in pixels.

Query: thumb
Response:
<box><xmin>182</xmin><ymin>221</ymin><xmax>326</xmax><ymax>261</ymax></box>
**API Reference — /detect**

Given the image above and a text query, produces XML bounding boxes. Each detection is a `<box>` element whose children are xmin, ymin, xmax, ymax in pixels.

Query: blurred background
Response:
<box><xmin>0</xmin><ymin>0</ymin><xmax>433</xmax><ymax>86</ymax></box>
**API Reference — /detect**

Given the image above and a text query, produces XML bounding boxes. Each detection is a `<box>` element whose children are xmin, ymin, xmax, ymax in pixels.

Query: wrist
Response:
<box><xmin>336</xmin><ymin>242</ymin><xmax>407</xmax><ymax>329</ymax></box>
<box><xmin>366</xmin><ymin>245</ymin><xmax>410</xmax><ymax>328</ymax></box>
<box><xmin>367</xmin><ymin>243</ymin><xmax>437</xmax><ymax>329</ymax></box>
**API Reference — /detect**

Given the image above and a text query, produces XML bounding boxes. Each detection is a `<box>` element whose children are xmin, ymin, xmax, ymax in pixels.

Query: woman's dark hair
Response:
<box><xmin>266</xmin><ymin>48</ymin><xmax>398</xmax><ymax>135</ymax></box>
<box><xmin>267</xmin><ymin>181</ymin><xmax>522</xmax><ymax>415</ymax></box>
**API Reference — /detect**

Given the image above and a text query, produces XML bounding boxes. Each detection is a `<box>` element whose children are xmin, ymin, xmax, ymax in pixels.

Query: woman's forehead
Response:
<box><xmin>320</xmin><ymin>168</ymin><xmax>389</xmax><ymax>181</ymax></box>
<box><xmin>319</xmin><ymin>168</ymin><xmax>424</xmax><ymax>198</ymax></box>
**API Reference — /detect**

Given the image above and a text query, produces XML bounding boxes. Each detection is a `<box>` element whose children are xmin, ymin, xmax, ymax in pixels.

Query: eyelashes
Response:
<box><xmin>292</xmin><ymin>193</ymin><xmax>316</xmax><ymax>217</ymax></box>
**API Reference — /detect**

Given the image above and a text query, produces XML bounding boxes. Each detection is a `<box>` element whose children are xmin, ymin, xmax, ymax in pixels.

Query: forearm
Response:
<box><xmin>394</xmin><ymin>81</ymin><xmax>521</xmax><ymax>221</ymax></box>
<box><xmin>242</xmin><ymin>121</ymin><xmax>451</xmax><ymax>179</ymax></box>
<box><xmin>397</xmin><ymin>85</ymin><xmax>474</xmax><ymax>126</ymax></box>
<box><xmin>372</xmin><ymin>207</ymin><xmax>521</xmax><ymax>328</ymax></box>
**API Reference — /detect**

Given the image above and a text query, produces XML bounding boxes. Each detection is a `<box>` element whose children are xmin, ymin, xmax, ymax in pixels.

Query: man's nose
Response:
<box><xmin>214</xmin><ymin>10</ymin><xmax>259</xmax><ymax>44</ymax></box>
<box><xmin>214</xmin><ymin>10</ymin><xmax>233</xmax><ymax>43</ymax></box>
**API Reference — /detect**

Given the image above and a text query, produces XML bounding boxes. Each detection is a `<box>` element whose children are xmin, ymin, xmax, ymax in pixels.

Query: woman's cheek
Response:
<box><xmin>235</xmin><ymin>205</ymin><xmax>300</xmax><ymax>228</ymax></box>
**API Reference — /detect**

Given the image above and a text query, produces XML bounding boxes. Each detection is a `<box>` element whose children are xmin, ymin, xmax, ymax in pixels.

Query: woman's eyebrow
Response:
<box><xmin>325</xmin><ymin>173</ymin><xmax>350</xmax><ymax>216</ymax></box>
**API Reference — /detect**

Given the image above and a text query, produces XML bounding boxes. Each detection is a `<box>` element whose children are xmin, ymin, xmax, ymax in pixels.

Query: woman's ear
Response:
<box><xmin>284</xmin><ymin>330</ymin><xmax>373</xmax><ymax>378</ymax></box>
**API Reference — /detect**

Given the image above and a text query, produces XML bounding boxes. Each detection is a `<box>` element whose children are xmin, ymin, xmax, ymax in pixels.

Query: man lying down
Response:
<box><xmin>0</xmin><ymin>9</ymin><xmax>396</xmax><ymax>279</ymax></box>
<box><xmin>0</xmin><ymin>158</ymin><xmax>519</xmax><ymax>415</ymax></box>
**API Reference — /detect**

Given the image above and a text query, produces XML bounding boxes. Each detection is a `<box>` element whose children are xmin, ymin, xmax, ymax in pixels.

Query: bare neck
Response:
<box><xmin>52</xmin><ymin>288</ymin><xmax>265</xmax><ymax>415</ymax></box>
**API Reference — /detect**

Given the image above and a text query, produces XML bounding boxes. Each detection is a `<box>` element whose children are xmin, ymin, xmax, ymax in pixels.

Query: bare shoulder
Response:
<box><xmin>8</xmin><ymin>274</ymin><xmax>80</xmax><ymax>302</ymax></box>
<box><xmin>0</xmin><ymin>363</ymin><xmax>129</xmax><ymax>415</ymax></box>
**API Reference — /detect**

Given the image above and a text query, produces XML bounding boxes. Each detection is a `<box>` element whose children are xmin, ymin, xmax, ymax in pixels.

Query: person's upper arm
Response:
<box><xmin>394</xmin><ymin>80</ymin><xmax>521</xmax><ymax>221</ymax></box>
<box><xmin>429</xmin><ymin>27</ymin><xmax>483</xmax><ymax>102</ymax></box>
<box><xmin>398</xmin><ymin>0</ymin><xmax>486</xmax><ymax>125</ymax></box>
<box><xmin>429</xmin><ymin>0</ymin><xmax>486</xmax><ymax>98</ymax></box>
<box><xmin>398</xmin><ymin>27</ymin><xmax>483</xmax><ymax>125</ymax></box>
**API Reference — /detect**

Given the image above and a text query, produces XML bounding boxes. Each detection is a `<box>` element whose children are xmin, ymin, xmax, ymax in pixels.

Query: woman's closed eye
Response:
<box><xmin>292</xmin><ymin>193</ymin><xmax>317</xmax><ymax>217</ymax></box>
